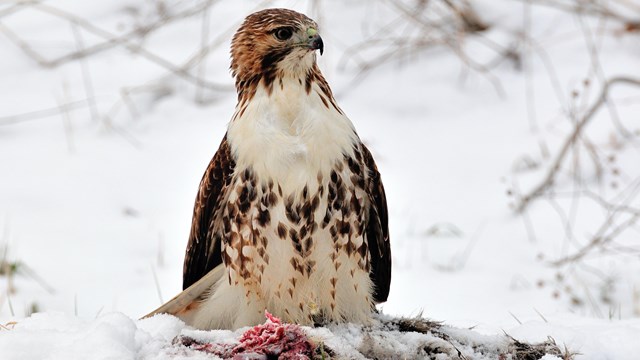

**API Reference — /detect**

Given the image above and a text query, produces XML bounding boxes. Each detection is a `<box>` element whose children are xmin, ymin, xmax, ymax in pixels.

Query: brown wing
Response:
<box><xmin>361</xmin><ymin>144</ymin><xmax>392</xmax><ymax>303</ymax></box>
<box><xmin>182</xmin><ymin>134</ymin><xmax>235</xmax><ymax>290</ymax></box>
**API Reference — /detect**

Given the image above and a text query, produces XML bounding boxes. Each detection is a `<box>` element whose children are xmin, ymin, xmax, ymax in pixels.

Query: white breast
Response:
<box><xmin>186</xmin><ymin>76</ymin><xmax>375</xmax><ymax>330</ymax></box>
<box><xmin>226</xmin><ymin>76</ymin><xmax>358</xmax><ymax>195</ymax></box>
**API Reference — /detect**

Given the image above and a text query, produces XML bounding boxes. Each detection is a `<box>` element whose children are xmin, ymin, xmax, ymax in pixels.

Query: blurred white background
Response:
<box><xmin>1</xmin><ymin>0</ymin><xmax>640</xmax><ymax>340</ymax></box>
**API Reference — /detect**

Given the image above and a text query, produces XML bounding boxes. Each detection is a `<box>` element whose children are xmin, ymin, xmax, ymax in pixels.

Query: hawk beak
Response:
<box><xmin>308</xmin><ymin>34</ymin><xmax>324</xmax><ymax>55</ymax></box>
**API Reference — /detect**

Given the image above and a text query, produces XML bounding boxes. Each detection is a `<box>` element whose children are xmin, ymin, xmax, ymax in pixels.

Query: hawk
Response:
<box><xmin>147</xmin><ymin>8</ymin><xmax>391</xmax><ymax>330</ymax></box>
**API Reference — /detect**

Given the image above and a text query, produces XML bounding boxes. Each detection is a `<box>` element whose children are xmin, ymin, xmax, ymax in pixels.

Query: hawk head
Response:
<box><xmin>230</xmin><ymin>9</ymin><xmax>323</xmax><ymax>93</ymax></box>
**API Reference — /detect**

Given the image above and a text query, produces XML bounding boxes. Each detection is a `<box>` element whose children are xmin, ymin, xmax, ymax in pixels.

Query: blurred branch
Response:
<box><xmin>516</xmin><ymin>77</ymin><xmax>640</xmax><ymax>213</ymax></box>
<box><xmin>194</xmin><ymin>4</ymin><xmax>211</xmax><ymax>104</ymax></box>
<box><xmin>551</xmin><ymin>209</ymin><xmax>640</xmax><ymax>266</ymax></box>
<box><xmin>580</xmin><ymin>189</ymin><xmax>640</xmax><ymax>217</ymax></box>
<box><xmin>0</xmin><ymin>100</ymin><xmax>89</xmax><ymax>126</ymax></box>
<box><xmin>518</xmin><ymin>0</ymin><xmax>640</xmax><ymax>24</ymax></box>
<box><xmin>337</xmin><ymin>0</ymin><xmax>510</xmax><ymax>97</ymax></box>
<box><xmin>71</xmin><ymin>23</ymin><xmax>99</xmax><ymax>124</ymax></box>
<box><xmin>0</xmin><ymin>22</ymin><xmax>50</xmax><ymax>65</ymax></box>
<box><xmin>0</xmin><ymin>0</ymin><xmax>42</xmax><ymax>19</ymax></box>
<box><xmin>441</xmin><ymin>0</ymin><xmax>488</xmax><ymax>33</ymax></box>
<box><xmin>0</xmin><ymin>1</ymin><xmax>228</xmax><ymax>91</ymax></box>
<box><xmin>31</xmin><ymin>1</ymin><xmax>214</xmax><ymax>66</ymax></box>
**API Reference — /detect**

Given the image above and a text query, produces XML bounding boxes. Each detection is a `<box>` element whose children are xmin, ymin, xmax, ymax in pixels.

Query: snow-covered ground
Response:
<box><xmin>1</xmin><ymin>0</ymin><xmax>640</xmax><ymax>359</ymax></box>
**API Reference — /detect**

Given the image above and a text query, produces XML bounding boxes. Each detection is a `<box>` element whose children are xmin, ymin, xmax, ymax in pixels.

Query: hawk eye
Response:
<box><xmin>274</xmin><ymin>27</ymin><xmax>293</xmax><ymax>41</ymax></box>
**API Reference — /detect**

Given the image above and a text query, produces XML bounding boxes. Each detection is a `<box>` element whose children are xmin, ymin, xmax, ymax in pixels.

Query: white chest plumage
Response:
<box><xmin>190</xmin><ymin>77</ymin><xmax>375</xmax><ymax>329</ymax></box>
<box><xmin>227</xmin><ymin>76</ymin><xmax>358</xmax><ymax>194</ymax></box>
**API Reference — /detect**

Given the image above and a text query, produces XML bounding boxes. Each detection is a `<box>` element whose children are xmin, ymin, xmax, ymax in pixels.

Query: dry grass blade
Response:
<box><xmin>71</xmin><ymin>23</ymin><xmax>99</xmax><ymax>124</ymax></box>
<box><xmin>505</xmin><ymin>334</ymin><xmax>574</xmax><ymax>360</ymax></box>
<box><xmin>0</xmin><ymin>321</ymin><xmax>17</xmax><ymax>331</ymax></box>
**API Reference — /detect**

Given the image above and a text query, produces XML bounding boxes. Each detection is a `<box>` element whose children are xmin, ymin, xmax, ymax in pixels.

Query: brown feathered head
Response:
<box><xmin>230</xmin><ymin>9</ymin><xmax>323</xmax><ymax>88</ymax></box>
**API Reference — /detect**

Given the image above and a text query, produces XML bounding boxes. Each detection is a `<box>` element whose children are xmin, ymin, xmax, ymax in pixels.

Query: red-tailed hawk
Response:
<box><xmin>146</xmin><ymin>8</ymin><xmax>391</xmax><ymax>330</ymax></box>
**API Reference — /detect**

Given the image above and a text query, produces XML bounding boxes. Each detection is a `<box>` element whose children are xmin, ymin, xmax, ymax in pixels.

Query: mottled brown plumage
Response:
<box><xmin>145</xmin><ymin>8</ymin><xmax>391</xmax><ymax>330</ymax></box>
<box><xmin>183</xmin><ymin>136</ymin><xmax>234</xmax><ymax>290</ymax></box>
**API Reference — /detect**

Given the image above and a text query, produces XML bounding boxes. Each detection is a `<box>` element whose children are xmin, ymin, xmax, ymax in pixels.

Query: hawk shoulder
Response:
<box><xmin>183</xmin><ymin>135</ymin><xmax>235</xmax><ymax>290</ymax></box>
<box><xmin>361</xmin><ymin>143</ymin><xmax>391</xmax><ymax>303</ymax></box>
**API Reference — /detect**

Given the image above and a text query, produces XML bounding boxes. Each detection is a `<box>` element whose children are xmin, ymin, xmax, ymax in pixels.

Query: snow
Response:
<box><xmin>1</xmin><ymin>0</ymin><xmax>640</xmax><ymax>359</ymax></box>
<box><xmin>2</xmin><ymin>311</ymin><xmax>640</xmax><ymax>359</ymax></box>
<box><xmin>0</xmin><ymin>312</ymin><xmax>202</xmax><ymax>360</ymax></box>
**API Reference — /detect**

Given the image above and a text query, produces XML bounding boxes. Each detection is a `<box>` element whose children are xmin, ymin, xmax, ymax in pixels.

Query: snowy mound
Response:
<box><xmin>0</xmin><ymin>312</ymin><xmax>569</xmax><ymax>360</ymax></box>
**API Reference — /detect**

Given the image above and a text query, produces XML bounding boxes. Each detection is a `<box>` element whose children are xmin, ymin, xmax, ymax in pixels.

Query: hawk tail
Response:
<box><xmin>141</xmin><ymin>265</ymin><xmax>225</xmax><ymax>324</ymax></box>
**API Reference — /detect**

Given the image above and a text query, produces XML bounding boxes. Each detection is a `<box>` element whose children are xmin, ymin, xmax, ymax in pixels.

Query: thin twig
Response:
<box><xmin>0</xmin><ymin>22</ymin><xmax>50</xmax><ymax>65</ymax></box>
<box><xmin>551</xmin><ymin>212</ymin><xmax>640</xmax><ymax>266</ymax></box>
<box><xmin>515</xmin><ymin>0</ymin><xmax>639</xmax><ymax>24</ymax></box>
<box><xmin>523</xmin><ymin>0</ymin><xmax>538</xmax><ymax>132</ymax></box>
<box><xmin>0</xmin><ymin>100</ymin><xmax>89</xmax><ymax>126</ymax></box>
<box><xmin>195</xmin><ymin>3</ymin><xmax>211</xmax><ymax>104</ymax></box>
<box><xmin>577</xmin><ymin>12</ymin><xmax>630</xmax><ymax>138</ymax></box>
<box><xmin>0</xmin><ymin>0</ymin><xmax>42</xmax><ymax>19</ymax></box>
<box><xmin>56</xmin><ymin>81</ymin><xmax>76</xmax><ymax>154</ymax></box>
<box><xmin>71</xmin><ymin>23</ymin><xmax>99</xmax><ymax>123</ymax></box>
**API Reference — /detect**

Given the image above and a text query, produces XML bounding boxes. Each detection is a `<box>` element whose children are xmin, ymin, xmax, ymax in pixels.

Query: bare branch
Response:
<box><xmin>516</xmin><ymin>77</ymin><xmax>640</xmax><ymax>212</ymax></box>
<box><xmin>516</xmin><ymin>0</ymin><xmax>640</xmax><ymax>24</ymax></box>
<box><xmin>551</xmin><ymin>212</ymin><xmax>640</xmax><ymax>266</ymax></box>
<box><xmin>0</xmin><ymin>1</ymin><xmax>229</xmax><ymax>91</ymax></box>
<box><xmin>0</xmin><ymin>100</ymin><xmax>89</xmax><ymax>126</ymax></box>
<box><xmin>0</xmin><ymin>0</ymin><xmax>42</xmax><ymax>19</ymax></box>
